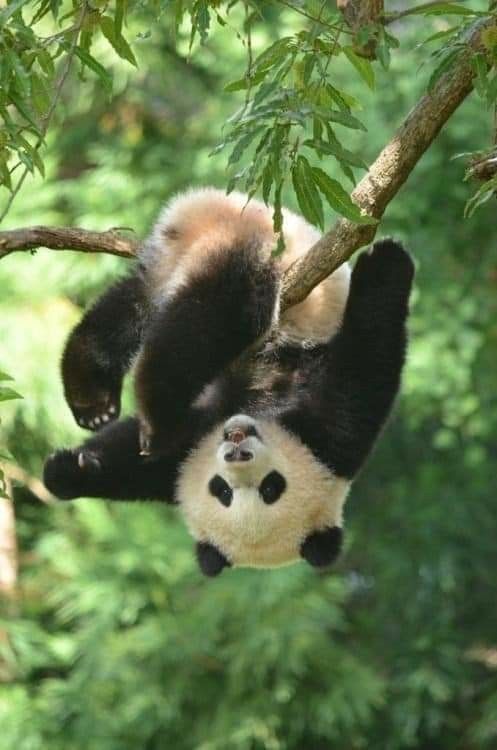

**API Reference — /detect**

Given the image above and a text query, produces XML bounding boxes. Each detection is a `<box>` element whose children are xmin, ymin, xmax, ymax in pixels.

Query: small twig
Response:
<box><xmin>273</xmin><ymin>0</ymin><xmax>353</xmax><ymax>34</ymax></box>
<box><xmin>3</xmin><ymin>462</ymin><xmax>56</xmax><ymax>505</ymax></box>
<box><xmin>385</xmin><ymin>0</ymin><xmax>471</xmax><ymax>24</ymax></box>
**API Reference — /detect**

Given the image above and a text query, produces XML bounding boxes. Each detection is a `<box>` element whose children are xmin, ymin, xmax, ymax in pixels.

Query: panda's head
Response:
<box><xmin>176</xmin><ymin>414</ymin><xmax>350</xmax><ymax>576</ymax></box>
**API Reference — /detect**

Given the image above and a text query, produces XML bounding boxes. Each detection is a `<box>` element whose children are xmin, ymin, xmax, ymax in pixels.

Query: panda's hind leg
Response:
<box><xmin>62</xmin><ymin>272</ymin><xmax>149</xmax><ymax>431</ymax></box>
<box><xmin>135</xmin><ymin>244</ymin><xmax>278</xmax><ymax>456</ymax></box>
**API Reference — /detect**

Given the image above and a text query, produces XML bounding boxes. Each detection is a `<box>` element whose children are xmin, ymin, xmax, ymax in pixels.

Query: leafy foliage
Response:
<box><xmin>0</xmin><ymin>370</ymin><xmax>21</xmax><ymax>498</ymax></box>
<box><xmin>1</xmin><ymin>1</ymin><xmax>497</xmax><ymax>225</ymax></box>
<box><xmin>1</xmin><ymin>5</ymin><xmax>497</xmax><ymax>750</ymax></box>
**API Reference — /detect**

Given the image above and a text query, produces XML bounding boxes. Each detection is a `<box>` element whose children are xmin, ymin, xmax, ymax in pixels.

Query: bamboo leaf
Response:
<box><xmin>100</xmin><ymin>16</ymin><xmax>137</xmax><ymax>66</ymax></box>
<box><xmin>74</xmin><ymin>46</ymin><xmax>113</xmax><ymax>92</ymax></box>
<box><xmin>292</xmin><ymin>156</ymin><xmax>324</xmax><ymax>229</ymax></box>
<box><xmin>343</xmin><ymin>46</ymin><xmax>375</xmax><ymax>90</ymax></box>
<box><xmin>0</xmin><ymin>387</ymin><xmax>23</xmax><ymax>402</ymax></box>
<box><xmin>312</xmin><ymin>167</ymin><xmax>376</xmax><ymax>224</ymax></box>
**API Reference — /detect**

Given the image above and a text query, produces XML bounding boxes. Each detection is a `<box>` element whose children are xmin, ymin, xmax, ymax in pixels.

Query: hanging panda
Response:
<box><xmin>43</xmin><ymin>187</ymin><xmax>414</xmax><ymax>576</ymax></box>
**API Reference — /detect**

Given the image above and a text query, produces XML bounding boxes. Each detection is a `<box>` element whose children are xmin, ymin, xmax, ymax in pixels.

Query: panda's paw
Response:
<box><xmin>69</xmin><ymin>389</ymin><xmax>121</xmax><ymax>432</ymax></box>
<box><xmin>352</xmin><ymin>239</ymin><xmax>414</xmax><ymax>295</ymax></box>
<box><xmin>43</xmin><ymin>449</ymin><xmax>101</xmax><ymax>500</ymax></box>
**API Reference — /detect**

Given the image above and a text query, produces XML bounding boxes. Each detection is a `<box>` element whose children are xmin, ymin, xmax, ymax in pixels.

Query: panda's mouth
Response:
<box><xmin>223</xmin><ymin>429</ymin><xmax>258</xmax><ymax>462</ymax></box>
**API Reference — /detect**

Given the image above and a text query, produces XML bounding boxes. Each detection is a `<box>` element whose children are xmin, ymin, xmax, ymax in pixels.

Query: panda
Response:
<box><xmin>43</xmin><ymin>187</ymin><xmax>414</xmax><ymax>576</ymax></box>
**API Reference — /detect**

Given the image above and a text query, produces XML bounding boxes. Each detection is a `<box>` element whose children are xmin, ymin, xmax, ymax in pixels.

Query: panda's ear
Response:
<box><xmin>196</xmin><ymin>541</ymin><xmax>232</xmax><ymax>577</ymax></box>
<box><xmin>300</xmin><ymin>526</ymin><xmax>343</xmax><ymax>568</ymax></box>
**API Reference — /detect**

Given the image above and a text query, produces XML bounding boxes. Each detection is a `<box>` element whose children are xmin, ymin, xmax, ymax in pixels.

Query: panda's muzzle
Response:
<box><xmin>223</xmin><ymin>429</ymin><xmax>256</xmax><ymax>462</ymax></box>
<box><xmin>222</xmin><ymin>417</ymin><xmax>260</xmax><ymax>463</ymax></box>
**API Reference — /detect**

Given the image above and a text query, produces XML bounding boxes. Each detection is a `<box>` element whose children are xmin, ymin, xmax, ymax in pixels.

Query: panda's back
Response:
<box><xmin>140</xmin><ymin>187</ymin><xmax>350</xmax><ymax>345</ymax></box>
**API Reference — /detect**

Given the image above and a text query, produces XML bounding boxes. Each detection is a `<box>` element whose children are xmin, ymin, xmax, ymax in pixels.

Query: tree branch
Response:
<box><xmin>4</xmin><ymin>462</ymin><xmax>56</xmax><ymax>505</ymax></box>
<box><xmin>0</xmin><ymin>18</ymin><xmax>494</xmax><ymax>312</ymax></box>
<box><xmin>281</xmin><ymin>16</ymin><xmax>496</xmax><ymax>311</ymax></box>
<box><xmin>0</xmin><ymin>226</ymin><xmax>139</xmax><ymax>261</ymax></box>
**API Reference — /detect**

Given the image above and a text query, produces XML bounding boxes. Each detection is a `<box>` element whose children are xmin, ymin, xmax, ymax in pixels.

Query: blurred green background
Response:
<box><xmin>1</xmin><ymin>9</ymin><xmax>497</xmax><ymax>750</ymax></box>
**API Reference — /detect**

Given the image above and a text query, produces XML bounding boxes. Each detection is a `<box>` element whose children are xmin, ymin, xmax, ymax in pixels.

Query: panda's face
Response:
<box><xmin>177</xmin><ymin>414</ymin><xmax>350</xmax><ymax>568</ymax></box>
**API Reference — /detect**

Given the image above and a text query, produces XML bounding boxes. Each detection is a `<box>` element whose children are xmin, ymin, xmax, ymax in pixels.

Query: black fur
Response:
<box><xmin>281</xmin><ymin>240</ymin><xmax>414</xmax><ymax>478</ymax></box>
<box><xmin>44</xmin><ymin>418</ymin><xmax>180</xmax><ymax>501</ymax></box>
<box><xmin>196</xmin><ymin>542</ymin><xmax>231</xmax><ymax>577</ymax></box>
<box><xmin>46</xmin><ymin>237</ymin><xmax>413</xmax><ymax>576</ymax></box>
<box><xmin>258</xmin><ymin>470</ymin><xmax>286</xmax><ymax>504</ymax></box>
<box><xmin>208</xmin><ymin>475</ymin><xmax>233</xmax><ymax>507</ymax></box>
<box><xmin>300</xmin><ymin>526</ymin><xmax>343</xmax><ymax>568</ymax></box>
<box><xmin>62</xmin><ymin>270</ymin><xmax>149</xmax><ymax>429</ymax></box>
<box><xmin>134</xmin><ymin>243</ymin><xmax>277</xmax><ymax>454</ymax></box>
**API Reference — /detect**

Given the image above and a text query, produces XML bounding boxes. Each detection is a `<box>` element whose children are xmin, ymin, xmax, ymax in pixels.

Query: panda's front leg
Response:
<box><xmin>134</xmin><ymin>247</ymin><xmax>278</xmax><ymax>456</ymax></box>
<box><xmin>43</xmin><ymin>418</ymin><xmax>178</xmax><ymax>501</ymax></box>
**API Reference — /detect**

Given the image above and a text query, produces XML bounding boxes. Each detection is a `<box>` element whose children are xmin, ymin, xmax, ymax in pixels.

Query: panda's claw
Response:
<box><xmin>71</xmin><ymin>396</ymin><xmax>120</xmax><ymax>432</ymax></box>
<box><xmin>44</xmin><ymin>448</ymin><xmax>101</xmax><ymax>500</ymax></box>
<box><xmin>77</xmin><ymin>450</ymin><xmax>101</xmax><ymax>471</ymax></box>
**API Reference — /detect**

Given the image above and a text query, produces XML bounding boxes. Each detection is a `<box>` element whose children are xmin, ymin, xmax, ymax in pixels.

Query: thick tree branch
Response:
<box><xmin>0</xmin><ymin>18</ymin><xmax>495</xmax><ymax>312</ymax></box>
<box><xmin>0</xmin><ymin>226</ymin><xmax>139</xmax><ymax>261</ymax></box>
<box><xmin>281</xmin><ymin>16</ymin><xmax>496</xmax><ymax>311</ymax></box>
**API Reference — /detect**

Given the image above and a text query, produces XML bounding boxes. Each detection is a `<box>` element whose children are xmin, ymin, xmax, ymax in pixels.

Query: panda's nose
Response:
<box><xmin>224</xmin><ymin>447</ymin><xmax>254</xmax><ymax>462</ymax></box>
<box><xmin>228</xmin><ymin>429</ymin><xmax>245</xmax><ymax>444</ymax></box>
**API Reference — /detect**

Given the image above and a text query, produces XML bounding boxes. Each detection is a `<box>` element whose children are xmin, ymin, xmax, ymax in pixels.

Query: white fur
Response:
<box><xmin>177</xmin><ymin>417</ymin><xmax>350</xmax><ymax>568</ymax></box>
<box><xmin>140</xmin><ymin>187</ymin><xmax>350</xmax><ymax>345</ymax></box>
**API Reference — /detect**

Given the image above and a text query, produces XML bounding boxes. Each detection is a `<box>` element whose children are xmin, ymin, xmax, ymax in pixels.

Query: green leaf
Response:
<box><xmin>5</xmin><ymin>48</ymin><xmax>31</xmax><ymax>99</ymax></box>
<box><xmin>292</xmin><ymin>156</ymin><xmax>324</xmax><ymax>229</ymax></box>
<box><xmin>0</xmin><ymin>371</ymin><xmax>14</xmax><ymax>382</ymax></box>
<box><xmin>74</xmin><ymin>46</ymin><xmax>113</xmax><ymax>92</ymax></box>
<box><xmin>100</xmin><ymin>16</ymin><xmax>137</xmax><ymax>66</ymax></box>
<box><xmin>115</xmin><ymin>0</ymin><xmax>126</xmax><ymax>34</ymax></box>
<box><xmin>0</xmin><ymin>0</ymin><xmax>31</xmax><ymax>27</ymax></box>
<box><xmin>272</xmin><ymin>180</ymin><xmax>284</xmax><ymax>236</ymax></box>
<box><xmin>37</xmin><ymin>49</ymin><xmax>55</xmax><ymax>77</ymax></box>
<box><xmin>326</xmin><ymin>85</ymin><xmax>362</xmax><ymax>112</ymax></box>
<box><xmin>262</xmin><ymin>161</ymin><xmax>273</xmax><ymax>205</ymax></box>
<box><xmin>228</xmin><ymin>128</ymin><xmax>263</xmax><ymax>166</ymax></box>
<box><xmin>312</xmin><ymin>166</ymin><xmax>377</xmax><ymax>224</ymax></box>
<box><xmin>428</xmin><ymin>48</ymin><xmax>461</xmax><ymax>90</ymax></box>
<box><xmin>252</xmin><ymin>37</ymin><xmax>293</xmax><ymax>74</ymax></box>
<box><xmin>0</xmin><ymin>159</ymin><xmax>12</xmax><ymax>191</ymax></box>
<box><xmin>410</xmin><ymin>2</ymin><xmax>482</xmax><ymax>15</ymax></box>
<box><xmin>8</xmin><ymin>91</ymin><xmax>40</xmax><ymax>133</ymax></box>
<box><xmin>31</xmin><ymin>73</ymin><xmax>51</xmax><ymax>117</ymax></box>
<box><xmin>304</xmin><ymin>138</ymin><xmax>367</xmax><ymax>169</ymax></box>
<box><xmin>471</xmin><ymin>52</ymin><xmax>488</xmax><ymax>100</ymax></box>
<box><xmin>419</xmin><ymin>26</ymin><xmax>458</xmax><ymax>46</ymax></box>
<box><xmin>343</xmin><ymin>46</ymin><xmax>375</xmax><ymax>90</ymax></box>
<box><xmin>0</xmin><ymin>387</ymin><xmax>23</xmax><ymax>402</ymax></box>
<box><xmin>377</xmin><ymin>30</ymin><xmax>391</xmax><ymax>71</ymax></box>
<box><xmin>315</xmin><ymin>107</ymin><xmax>367</xmax><ymax>132</ymax></box>
<box><xmin>464</xmin><ymin>176</ymin><xmax>497</xmax><ymax>217</ymax></box>
<box><xmin>224</xmin><ymin>70</ymin><xmax>268</xmax><ymax>92</ymax></box>
<box><xmin>17</xmin><ymin>135</ymin><xmax>45</xmax><ymax>177</ymax></box>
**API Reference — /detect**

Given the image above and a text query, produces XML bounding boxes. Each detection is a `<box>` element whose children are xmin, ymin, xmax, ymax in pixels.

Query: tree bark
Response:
<box><xmin>0</xmin><ymin>482</ymin><xmax>18</xmax><ymax>598</ymax></box>
<box><xmin>0</xmin><ymin>17</ymin><xmax>495</xmax><ymax>314</ymax></box>
<box><xmin>0</xmin><ymin>226</ymin><xmax>138</xmax><ymax>261</ymax></box>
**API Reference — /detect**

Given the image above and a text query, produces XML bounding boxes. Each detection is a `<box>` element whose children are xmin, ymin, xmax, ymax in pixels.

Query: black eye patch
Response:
<box><xmin>208</xmin><ymin>475</ymin><xmax>233</xmax><ymax>507</ymax></box>
<box><xmin>259</xmin><ymin>470</ymin><xmax>286</xmax><ymax>505</ymax></box>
